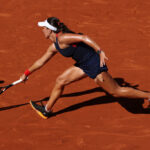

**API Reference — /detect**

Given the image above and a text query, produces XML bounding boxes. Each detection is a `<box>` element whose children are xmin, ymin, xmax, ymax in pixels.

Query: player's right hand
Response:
<box><xmin>20</xmin><ymin>74</ymin><xmax>28</xmax><ymax>82</ymax></box>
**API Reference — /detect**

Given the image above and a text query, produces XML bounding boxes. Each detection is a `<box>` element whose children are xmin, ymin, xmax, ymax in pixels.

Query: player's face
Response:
<box><xmin>42</xmin><ymin>27</ymin><xmax>52</xmax><ymax>39</ymax></box>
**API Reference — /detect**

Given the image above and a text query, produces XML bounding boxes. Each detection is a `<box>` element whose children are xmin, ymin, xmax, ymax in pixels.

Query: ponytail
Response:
<box><xmin>58</xmin><ymin>22</ymin><xmax>75</xmax><ymax>33</ymax></box>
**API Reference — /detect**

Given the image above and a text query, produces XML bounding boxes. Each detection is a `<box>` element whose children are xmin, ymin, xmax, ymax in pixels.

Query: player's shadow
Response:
<box><xmin>48</xmin><ymin>78</ymin><xmax>150</xmax><ymax>117</ymax></box>
<box><xmin>37</xmin><ymin>77</ymin><xmax>150</xmax><ymax>116</ymax></box>
<box><xmin>50</xmin><ymin>97</ymin><xmax>148</xmax><ymax>118</ymax></box>
<box><xmin>0</xmin><ymin>78</ymin><xmax>150</xmax><ymax>115</ymax></box>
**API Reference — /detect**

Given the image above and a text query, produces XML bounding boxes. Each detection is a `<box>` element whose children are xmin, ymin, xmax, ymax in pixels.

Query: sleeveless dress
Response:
<box><xmin>54</xmin><ymin>35</ymin><xmax>108</xmax><ymax>79</ymax></box>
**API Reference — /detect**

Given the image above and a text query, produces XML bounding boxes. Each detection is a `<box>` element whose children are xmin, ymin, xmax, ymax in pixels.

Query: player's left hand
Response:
<box><xmin>100</xmin><ymin>51</ymin><xmax>108</xmax><ymax>67</ymax></box>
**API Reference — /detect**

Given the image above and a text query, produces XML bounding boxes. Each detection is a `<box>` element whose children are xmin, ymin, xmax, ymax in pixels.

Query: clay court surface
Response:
<box><xmin>0</xmin><ymin>0</ymin><xmax>150</xmax><ymax>149</ymax></box>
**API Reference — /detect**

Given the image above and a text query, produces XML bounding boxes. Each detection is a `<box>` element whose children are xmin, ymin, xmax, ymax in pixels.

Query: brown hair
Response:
<box><xmin>47</xmin><ymin>17</ymin><xmax>75</xmax><ymax>33</ymax></box>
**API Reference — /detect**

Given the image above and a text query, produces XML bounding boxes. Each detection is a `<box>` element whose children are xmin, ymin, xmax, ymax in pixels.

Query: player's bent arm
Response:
<box><xmin>59</xmin><ymin>33</ymin><xmax>101</xmax><ymax>51</ymax></box>
<box><xmin>28</xmin><ymin>43</ymin><xmax>57</xmax><ymax>73</ymax></box>
<box><xmin>58</xmin><ymin>34</ymin><xmax>108</xmax><ymax>68</ymax></box>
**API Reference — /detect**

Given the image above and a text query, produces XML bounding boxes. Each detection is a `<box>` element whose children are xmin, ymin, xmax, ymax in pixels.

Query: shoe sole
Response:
<box><xmin>30</xmin><ymin>101</ymin><xmax>48</xmax><ymax>119</ymax></box>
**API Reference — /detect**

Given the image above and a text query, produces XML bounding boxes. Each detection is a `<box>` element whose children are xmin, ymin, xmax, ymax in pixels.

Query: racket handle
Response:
<box><xmin>12</xmin><ymin>79</ymin><xmax>23</xmax><ymax>85</ymax></box>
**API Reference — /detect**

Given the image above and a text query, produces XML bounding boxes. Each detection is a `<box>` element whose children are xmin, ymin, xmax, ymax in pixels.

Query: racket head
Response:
<box><xmin>0</xmin><ymin>84</ymin><xmax>13</xmax><ymax>95</ymax></box>
<box><xmin>0</xmin><ymin>86</ymin><xmax>6</xmax><ymax>94</ymax></box>
<box><xmin>0</xmin><ymin>79</ymin><xmax>22</xmax><ymax>95</ymax></box>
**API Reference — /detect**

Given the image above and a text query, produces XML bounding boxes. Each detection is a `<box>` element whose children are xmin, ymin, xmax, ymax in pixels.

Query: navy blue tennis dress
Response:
<box><xmin>54</xmin><ymin>34</ymin><xmax>108</xmax><ymax>79</ymax></box>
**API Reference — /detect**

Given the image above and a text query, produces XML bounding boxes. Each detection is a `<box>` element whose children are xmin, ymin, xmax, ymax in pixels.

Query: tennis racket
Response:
<box><xmin>0</xmin><ymin>79</ymin><xmax>23</xmax><ymax>95</ymax></box>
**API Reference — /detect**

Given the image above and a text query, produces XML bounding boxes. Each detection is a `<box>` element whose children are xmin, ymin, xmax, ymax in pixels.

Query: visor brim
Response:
<box><xmin>38</xmin><ymin>21</ymin><xmax>46</xmax><ymax>27</ymax></box>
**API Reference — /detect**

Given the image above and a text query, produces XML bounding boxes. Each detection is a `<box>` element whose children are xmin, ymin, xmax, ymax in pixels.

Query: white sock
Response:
<box><xmin>45</xmin><ymin>105</ymin><xmax>51</xmax><ymax>113</ymax></box>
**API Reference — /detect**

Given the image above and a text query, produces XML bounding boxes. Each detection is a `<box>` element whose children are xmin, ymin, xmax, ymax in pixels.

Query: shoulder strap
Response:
<box><xmin>54</xmin><ymin>36</ymin><xmax>61</xmax><ymax>50</ymax></box>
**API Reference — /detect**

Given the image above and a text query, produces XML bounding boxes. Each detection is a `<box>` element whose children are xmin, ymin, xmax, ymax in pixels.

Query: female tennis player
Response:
<box><xmin>20</xmin><ymin>17</ymin><xmax>150</xmax><ymax>119</ymax></box>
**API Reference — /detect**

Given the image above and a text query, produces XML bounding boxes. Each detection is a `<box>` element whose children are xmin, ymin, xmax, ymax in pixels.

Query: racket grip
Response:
<box><xmin>12</xmin><ymin>79</ymin><xmax>23</xmax><ymax>85</ymax></box>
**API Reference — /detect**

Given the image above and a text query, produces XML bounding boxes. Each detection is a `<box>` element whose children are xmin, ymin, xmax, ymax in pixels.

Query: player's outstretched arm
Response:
<box><xmin>20</xmin><ymin>43</ymin><xmax>57</xmax><ymax>81</ymax></box>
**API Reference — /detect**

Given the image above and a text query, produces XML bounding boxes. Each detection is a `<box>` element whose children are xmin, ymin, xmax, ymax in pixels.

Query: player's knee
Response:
<box><xmin>111</xmin><ymin>87</ymin><xmax>126</xmax><ymax>98</ymax></box>
<box><xmin>94</xmin><ymin>74</ymin><xmax>104</xmax><ymax>83</ymax></box>
<box><xmin>55</xmin><ymin>76</ymin><xmax>68</xmax><ymax>87</ymax></box>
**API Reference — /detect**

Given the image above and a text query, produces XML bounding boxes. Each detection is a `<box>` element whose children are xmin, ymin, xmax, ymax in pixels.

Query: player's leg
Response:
<box><xmin>30</xmin><ymin>66</ymin><xmax>87</xmax><ymax>119</ymax></box>
<box><xmin>45</xmin><ymin>66</ymin><xmax>87</xmax><ymax>111</ymax></box>
<box><xmin>95</xmin><ymin>72</ymin><xmax>150</xmax><ymax>99</ymax></box>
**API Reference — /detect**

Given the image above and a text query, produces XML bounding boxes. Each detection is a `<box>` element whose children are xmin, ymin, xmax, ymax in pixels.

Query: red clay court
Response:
<box><xmin>0</xmin><ymin>0</ymin><xmax>150</xmax><ymax>149</ymax></box>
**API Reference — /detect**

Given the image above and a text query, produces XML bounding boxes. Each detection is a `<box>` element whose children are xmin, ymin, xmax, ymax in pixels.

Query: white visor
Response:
<box><xmin>38</xmin><ymin>20</ymin><xmax>57</xmax><ymax>31</ymax></box>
